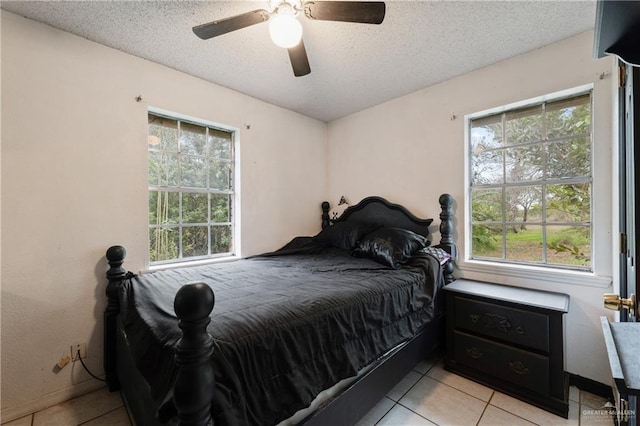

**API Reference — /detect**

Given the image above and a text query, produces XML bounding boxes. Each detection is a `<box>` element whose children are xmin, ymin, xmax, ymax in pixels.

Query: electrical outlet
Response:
<box><xmin>71</xmin><ymin>343</ymin><xmax>87</xmax><ymax>361</ymax></box>
<box><xmin>57</xmin><ymin>355</ymin><xmax>71</xmax><ymax>369</ymax></box>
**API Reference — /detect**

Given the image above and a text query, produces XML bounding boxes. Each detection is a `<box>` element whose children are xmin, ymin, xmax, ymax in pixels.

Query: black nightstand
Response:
<box><xmin>444</xmin><ymin>279</ymin><xmax>570</xmax><ymax>418</ymax></box>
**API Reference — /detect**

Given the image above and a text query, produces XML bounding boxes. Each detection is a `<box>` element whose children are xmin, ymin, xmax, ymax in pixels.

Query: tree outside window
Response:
<box><xmin>469</xmin><ymin>93</ymin><xmax>592</xmax><ymax>270</ymax></box>
<box><xmin>148</xmin><ymin>113</ymin><xmax>235</xmax><ymax>264</ymax></box>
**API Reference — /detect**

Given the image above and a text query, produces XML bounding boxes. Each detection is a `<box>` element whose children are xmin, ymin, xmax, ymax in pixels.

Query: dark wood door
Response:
<box><xmin>594</xmin><ymin>8</ymin><xmax>639</xmax><ymax>425</ymax></box>
<box><xmin>618</xmin><ymin>63</ymin><xmax>639</xmax><ymax>322</ymax></box>
<box><xmin>594</xmin><ymin>0</ymin><xmax>640</xmax><ymax>322</ymax></box>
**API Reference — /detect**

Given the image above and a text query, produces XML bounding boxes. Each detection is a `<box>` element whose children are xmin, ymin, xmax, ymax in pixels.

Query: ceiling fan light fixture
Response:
<box><xmin>193</xmin><ymin>0</ymin><xmax>386</xmax><ymax>76</ymax></box>
<box><xmin>269</xmin><ymin>5</ymin><xmax>303</xmax><ymax>48</ymax></box>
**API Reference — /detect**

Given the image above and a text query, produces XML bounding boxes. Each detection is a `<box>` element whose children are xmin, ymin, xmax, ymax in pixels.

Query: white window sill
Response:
<box><xmin>143</xmin><ymin>255</ymin><xmax>241</xmax><ymax>274</ymax></box>
<box><xmin>456</xmin><ymin>259</ymin><xmax>612</xmax><ymax>288</ymax></box>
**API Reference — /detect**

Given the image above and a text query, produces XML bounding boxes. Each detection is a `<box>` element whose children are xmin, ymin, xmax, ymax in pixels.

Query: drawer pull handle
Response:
<box><xmin>516</xmin><ymin>326</ymin><xmax>524</xmax><ymax>334</ymax></box>
<box><xmin>469</xmin><ymin>313</ymin><xmax>512</xmax><ymax>332</ymax></box>
<box><xmin>480</xmin><ymin>313</ymin><xmax>512</xmax><ymax>333</ymax></box>
<box><xmin>509</xmin><ymin>361</ymin><xmax>529</xmax><ymax>375</ymax></box>
<box><xmin>466</xmin><ymin>347</ymin><xmax>483</xmax><ymax>359</ymax></box>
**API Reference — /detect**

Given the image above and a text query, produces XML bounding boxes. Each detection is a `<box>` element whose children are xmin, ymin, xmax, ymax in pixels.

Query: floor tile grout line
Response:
<box><xmin>372</xmin><ymin>401</ymin><xmax>397</xmax><ymax>426</ymax></box>
<box><xmin>76</xmin><ymin>405</ymin><xmax>126</xmax><ymax>426</ymax></box>
<box><xmin>491</xmin><ymin>391</ymin><xmax>584</xmax><ymax>425</ymax></box>
<box><xmin>24</xmin><ymin>389</ymin><xmax>126</xmax><ymax>426</ymax></box>
<box><xmin>474</xmin><ymin>400</ymin><xmax>490</xmax><ymax>426</ymax></box>
<box><xmin>395</xmin><ymin>400</ymin><xmax>443</xmax><ymax>425</ymax></box>
<box><xmin>580</xmin><ymin>398</ymin><xmax>585</xmax><ymax>426</ymax></box>
<box><xmin>393</xmin><ymin>370</ymin><xmax>493</xmax><ymax>425</ymax></box>
<box><xmin>486</xmin><ymin>403</ymin><xmax>542</xmax><ymax>426</ymax></box>
<box><xmin>424</xmin><ymin>371</ymin><xmax>493</xmax><ymax>405</ymax></box>
<box><xmin>391</xmin><ymin>370</ymin><xmax>428</xmax><ymax>403</ymax></box>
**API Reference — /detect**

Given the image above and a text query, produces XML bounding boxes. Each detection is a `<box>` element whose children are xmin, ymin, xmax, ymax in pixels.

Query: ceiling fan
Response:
<box><xmin>192</xmin><ymin>1</ymin><xmax>386</xmax><ymax>77</ymax></box>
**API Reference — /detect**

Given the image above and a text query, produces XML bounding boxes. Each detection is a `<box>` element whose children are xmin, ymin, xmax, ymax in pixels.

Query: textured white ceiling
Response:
<box><xmin>1</xmin><ymin>0</ymin><xmax>596</xmax><ymax>122</ymax></box>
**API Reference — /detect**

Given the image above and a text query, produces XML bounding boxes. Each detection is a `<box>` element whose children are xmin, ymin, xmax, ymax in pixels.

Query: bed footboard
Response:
<box><xmin>105</xmin><ymin>245</ymin><xmax>128</xmax><ymax>391</ymax></box>
<box><xmin>105</xmin><ymin>247</ymin><xmax>216</xmax><ymax>425</ymax></box>
<box><xmin>173</xmin><ymin>283</ymin><xmax>216</xmax><ymax>426</ymax></box>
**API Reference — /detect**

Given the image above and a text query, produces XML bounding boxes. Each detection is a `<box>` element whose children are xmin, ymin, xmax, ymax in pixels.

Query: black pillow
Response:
<box><xmin>313</xmin><ymin>222</ymin><xmax>380</xmax><ymax>250</ymax></box>
<box><xmin>353</xmin><ymin>227</ymin><xmax>429</xmax><ymax>269</ymax></box>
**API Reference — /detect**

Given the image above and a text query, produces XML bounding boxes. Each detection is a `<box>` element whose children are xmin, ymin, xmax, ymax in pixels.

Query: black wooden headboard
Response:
<box><xmin>323</xmin><ymin>196</ymin><xmax>433</xmax><ymax>239</ymax></box>
<box><xmin>321</xmin><ymin>194</ymin><xmax>457</xmax><ymax>283</ymax></box>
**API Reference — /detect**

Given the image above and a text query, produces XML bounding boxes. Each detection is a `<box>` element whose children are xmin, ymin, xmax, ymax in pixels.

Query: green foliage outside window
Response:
<box><xmin>148</xmin><ymin>113</ymin><xmax>234</xmax><ymax>263</ymax></box>
<box><xmin>469</xmin><ymin>93</ymin><xmax>592</xmax><ymax>269</ymax></box>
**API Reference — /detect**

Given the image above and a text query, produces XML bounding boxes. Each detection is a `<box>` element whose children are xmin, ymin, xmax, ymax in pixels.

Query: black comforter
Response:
<box><xmin>119</xmin><ymin>238</ymin><xmax>444</xmax><ymax>425</ymax></box>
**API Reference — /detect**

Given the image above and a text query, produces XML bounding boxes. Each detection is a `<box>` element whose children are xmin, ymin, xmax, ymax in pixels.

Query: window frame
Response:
<box><xmin>462</xmin><ymin>84</ymin><xmax>611</xmax><ymax>287</ymax></box>
<box><xmin>147</xmin><ymin>107</ymin><xmax>241</xmax><ymax>267</ymax></box>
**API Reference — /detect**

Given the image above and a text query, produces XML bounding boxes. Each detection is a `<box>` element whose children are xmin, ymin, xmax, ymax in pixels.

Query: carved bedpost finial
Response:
<box><xmin>438</xmin><ymin>194</ymin><xmax>454</xmax><ymax>246</ymax></box>
<box><xmin>174</xmin><ymin>282</ymin><xmax>215</xmax><ymax>322</ymax></box>
<box><xmin>106</xmin><ymin>246</ymin><xmax>127</xmax><ymax>281</ymax></box>
<box><xmin>321</xmin><ymin>201</ymin><xmax>331</xmax><ymax>229</ymax></box>
<box><xmin>173</xmin><ymin>282</ymin><xmax>215</xmax><ymax>426</ymax></box>
<box><xmin>438</xmin><ymin>194</ymin><xmax>457</xmax><ymax>284</ymax></box>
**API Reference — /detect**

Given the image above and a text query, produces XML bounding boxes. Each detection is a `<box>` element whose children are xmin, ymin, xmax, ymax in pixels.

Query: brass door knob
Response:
<box><xmin>603</xmin><ymin>293</ymin><xmax>636</xmax><ymax>314</ymax></box>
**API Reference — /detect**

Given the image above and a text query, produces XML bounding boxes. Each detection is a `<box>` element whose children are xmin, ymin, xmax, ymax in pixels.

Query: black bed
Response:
<box><xmin>103</xmin><ymin>194</ymin><xmax>457</xmax><ymax>426</ymax></box>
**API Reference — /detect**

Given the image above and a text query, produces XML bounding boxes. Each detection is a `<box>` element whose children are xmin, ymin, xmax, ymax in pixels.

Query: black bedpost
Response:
<box><xmin>321</xmin><ymin>201</ymin><xmax>331</xmax><ymax>229</ymax></box>
<box><xmin>173</xmin><ymin>282</ymin><xmax>215</xmax><ymax>426</ymax></box>
<box><xmin>104</xmin><ymin>245</ymin><xmax>127</xmax><ymax>391</ymax></box>
<box><xmin>438</xmin><ymin>194</ymin><xmax>457</xmax><ymax>284</ymax></box>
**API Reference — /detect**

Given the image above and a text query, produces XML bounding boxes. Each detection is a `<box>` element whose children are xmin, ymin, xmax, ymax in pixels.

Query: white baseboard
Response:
<box><xmin>1</xmin><ymin>379</ymin><xmax>106</xmax><ymax>423</ymax></box>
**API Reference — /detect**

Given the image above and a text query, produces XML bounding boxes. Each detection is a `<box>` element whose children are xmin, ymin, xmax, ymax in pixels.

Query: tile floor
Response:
<box><xmin>3</xmin><ymin>359</ymin><xmax>614</xmax><ymax>426</ymax></box>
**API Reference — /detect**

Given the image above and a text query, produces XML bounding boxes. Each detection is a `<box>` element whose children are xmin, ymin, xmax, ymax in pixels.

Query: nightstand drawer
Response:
<box><xmin>455</xmin><ymin>297</ymin><xmax>550</xmax><ymax>352</ymax></box>
<box><xmin>453</xmin><ymin>331</ymin><xmax>550</xmax><ymax>395</ymax></box>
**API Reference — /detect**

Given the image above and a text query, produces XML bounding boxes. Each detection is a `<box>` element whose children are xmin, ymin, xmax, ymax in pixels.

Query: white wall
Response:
<box><xmin>1</xmin><ymin>10</ymin><xmax>620</xmax><ymax>420</ymax></box>
<box><xmin>327</xmin><ymin>31</ymin><xmax>617</xmax><ymax>384</ymax></box>
<box><xmin>1</xmin><ymin>11</ymin><xmax>326</xmax><ymax>420</ymax></box>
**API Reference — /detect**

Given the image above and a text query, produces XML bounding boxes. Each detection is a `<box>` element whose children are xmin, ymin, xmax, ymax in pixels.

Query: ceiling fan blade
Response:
<box><xmin>304</xmin><ymin>1</ymin><xmax>385</xmax><ymax>24</ymax></box>
<box><xmin>288</xmin><ymin>40</ymin><xmax>311</xmax><ymax>77</ymax></box>
<box><xmin>193</xmin><ymin>9</ymin><xmax>270</xmax><ymax>40</ymax></box>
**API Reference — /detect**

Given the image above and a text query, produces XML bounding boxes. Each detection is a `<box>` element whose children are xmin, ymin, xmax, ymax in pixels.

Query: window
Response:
<box><xmin>148</xmin><ymin>112</ymin><xmax>235</xmax><ymax>264</ymax></box>
<box><xmin>468</xmin><ymin>91</ymin><xmax>592</xmax><ymax>271</ymax></box>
